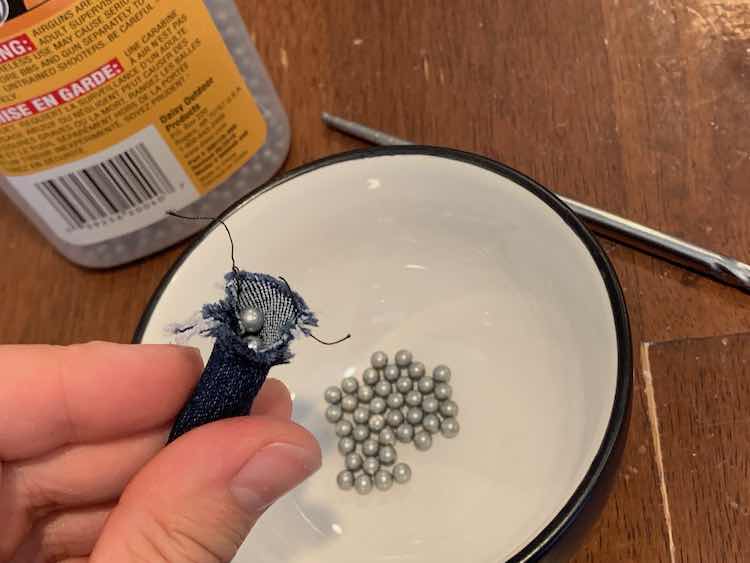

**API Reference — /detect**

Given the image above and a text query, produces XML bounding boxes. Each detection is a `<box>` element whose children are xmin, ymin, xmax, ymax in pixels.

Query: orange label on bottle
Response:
<box><xmin>0</xmin><ymin>0</ymin><xmax>267</xmax><ymax>196</ymax></box>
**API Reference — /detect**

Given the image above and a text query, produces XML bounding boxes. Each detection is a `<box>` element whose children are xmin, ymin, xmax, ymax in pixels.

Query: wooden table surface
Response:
<box><xmin>2</xmin><ymin>1</ymin><xmax>749</xmax><ymax>561</ymax></box>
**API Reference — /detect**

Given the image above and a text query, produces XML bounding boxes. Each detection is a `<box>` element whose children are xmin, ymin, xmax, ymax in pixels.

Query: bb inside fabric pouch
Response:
<box><xmin>166</xmin><ymin>270</ymin><xmax>317</xmax><ymax>443</ymax></box>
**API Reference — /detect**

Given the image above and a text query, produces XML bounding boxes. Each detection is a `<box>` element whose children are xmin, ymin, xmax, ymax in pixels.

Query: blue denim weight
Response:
<box><xmin>167</xmin><ymin>271</ymin><xmax>317</xmax><ymax>443</ymax></box>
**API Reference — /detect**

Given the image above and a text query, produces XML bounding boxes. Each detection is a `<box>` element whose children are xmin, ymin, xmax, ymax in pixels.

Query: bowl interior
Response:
<box><xmin>137</xmin><ymin>151</ymin><xmax>622</xmax><ymax>562</ymax></box>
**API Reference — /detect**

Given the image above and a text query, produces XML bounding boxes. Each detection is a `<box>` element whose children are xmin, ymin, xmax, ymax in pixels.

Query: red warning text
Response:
<box><xmin>0</xmin><ymin>59</ymin><xmax>124</xmax><ymax>126</ymax></box>
<box><xmin>0</xmin><ymin>34</ymin><xmax>37</xmax><ymax>65</ymax></box>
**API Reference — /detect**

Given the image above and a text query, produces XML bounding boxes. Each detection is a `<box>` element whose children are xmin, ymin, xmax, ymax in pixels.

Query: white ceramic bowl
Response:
<box><xmin>135</xmin><ymin>147</ymin><xmax>631</xmax><ymax>562</ymax></box>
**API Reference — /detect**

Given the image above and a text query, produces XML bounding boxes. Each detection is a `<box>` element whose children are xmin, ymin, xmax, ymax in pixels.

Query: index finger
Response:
<box><xmin>0</xmin><ymin>342</ymin><xmax>203</xmax><ymax>460</ymax></box>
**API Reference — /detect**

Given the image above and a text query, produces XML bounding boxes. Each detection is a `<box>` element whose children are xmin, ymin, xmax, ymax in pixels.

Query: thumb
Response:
<box><xmin>90</xmin><ymin>417</ymin><xmax>321</xmax><ymax>562</ymax></box>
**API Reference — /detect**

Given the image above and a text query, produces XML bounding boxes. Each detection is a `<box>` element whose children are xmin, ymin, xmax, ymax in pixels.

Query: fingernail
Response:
<box><xmin>230</xmin><ymin>443</ymin><xmax>321</xmax><ymax>511</ymax></box>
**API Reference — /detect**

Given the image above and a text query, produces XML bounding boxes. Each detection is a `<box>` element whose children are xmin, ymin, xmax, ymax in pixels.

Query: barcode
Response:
<box><xmin>34</xmin><ymin>142</ymin><xmax>178</xmax><ymax>231</ymax></box>
<box><xmin>8</xmin><ymin>125</ymin><xmax>198</xmax><ymax>246</ymax></box>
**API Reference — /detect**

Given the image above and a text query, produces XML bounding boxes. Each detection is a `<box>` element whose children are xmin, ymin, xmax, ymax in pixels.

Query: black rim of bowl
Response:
<box><xmin>133</xmin><ymin>145</ymin><xmax>633</xmax><ymax>563</ymax></box>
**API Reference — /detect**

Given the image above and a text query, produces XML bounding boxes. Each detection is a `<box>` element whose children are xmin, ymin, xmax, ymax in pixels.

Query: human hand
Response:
<box><xmin>0</xmin><ymin>342</ymin><xmax>321</xmax><ymax>562</ymax></box>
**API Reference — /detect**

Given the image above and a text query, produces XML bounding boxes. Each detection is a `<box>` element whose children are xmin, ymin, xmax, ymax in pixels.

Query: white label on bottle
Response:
<box><xmin>5</xmin><ymin>125</ymin><xmax>199</xmax><ymax>246</ymax></box>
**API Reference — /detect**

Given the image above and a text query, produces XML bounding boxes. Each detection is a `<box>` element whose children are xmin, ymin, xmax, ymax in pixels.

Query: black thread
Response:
<box><xmin>279</xmin><ymin>276</ymin><xmax>351</xmax><ymax>346</ymax></box>
<box><xmin>166</xmin><ymin>212</ymin><xmax>351</xmax><ymax>346</ymax></box>
<box><xmin>166</xmin><ymin>210</ymin><xmax>242</xmax><ymax>300</ymax></box>
<box><xmin>310</xmin><ymin>332</ymin><xmax>353</xmax><ymax>346</ymax></box>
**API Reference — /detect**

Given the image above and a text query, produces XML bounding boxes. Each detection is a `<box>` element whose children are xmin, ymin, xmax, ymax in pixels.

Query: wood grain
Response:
<box><xmin>645</xmin><ymin>333</ymin><xmax>750</xmax><ymax>562</ymax></box>
<box><xmin>1</xmin><ymin>1</ymin><xmax>749</xmax><ymax>560</ymax></box>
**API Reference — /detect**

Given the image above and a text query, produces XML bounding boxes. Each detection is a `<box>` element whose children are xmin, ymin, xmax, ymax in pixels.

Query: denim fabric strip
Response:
<box><xmin>167</xmin><ymin>271</ymin><xmax>317</xmax><ymax>443</ymax></box>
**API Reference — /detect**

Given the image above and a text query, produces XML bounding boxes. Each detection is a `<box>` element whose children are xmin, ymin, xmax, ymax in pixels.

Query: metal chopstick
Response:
<box><xmin>322</xmin><ymin>112</ymin><xmax>750</xmax><ymax>293</ymax></box>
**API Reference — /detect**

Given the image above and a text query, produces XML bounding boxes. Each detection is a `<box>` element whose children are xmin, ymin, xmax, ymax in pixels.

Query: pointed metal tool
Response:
<box><xmin>322</xmin><ymin>112</ymin><xmax>750</xmax><ymax>293</ymax></box>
